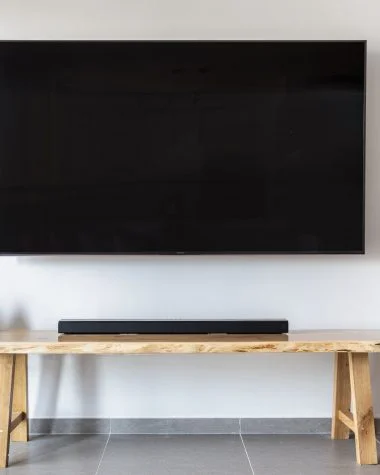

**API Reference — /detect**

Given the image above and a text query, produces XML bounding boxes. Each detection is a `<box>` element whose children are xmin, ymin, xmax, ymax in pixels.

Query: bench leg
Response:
<box><xmin>332</xmin><ymin>352</ymin><xmax>351</xmax><ymax>440</ymax></box>
<box><xmin>0</xmin><ymin>355</ymin><xmax>15</xmax><ymax>468</ymax></box>
<box><xmin>331</xmin><ymin>352</ymin><xmax>378</xmax><ymax>465</ymax></box>
<box><xmin>349</xmin><ymin>353</ymin><xmax>378</xmax><ymax>465</ymax></box>
<box><xmin>11</xmin><ymin>355</ymin><xmax>29</xmax><ymax>442</ymax></box>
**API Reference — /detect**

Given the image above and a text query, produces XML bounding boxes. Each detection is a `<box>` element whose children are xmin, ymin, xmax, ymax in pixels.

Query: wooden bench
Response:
<box><xmin>0</xmin><ymin>330</ymin><xmax>379</xmax><ymax>468</ymax></box>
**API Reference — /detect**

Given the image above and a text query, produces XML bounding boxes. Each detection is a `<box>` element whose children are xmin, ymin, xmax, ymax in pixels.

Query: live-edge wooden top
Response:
<box><xmin>0</xmin><ymin>330</ymin><xmax>379</xmax><ymax>354</ymax></box>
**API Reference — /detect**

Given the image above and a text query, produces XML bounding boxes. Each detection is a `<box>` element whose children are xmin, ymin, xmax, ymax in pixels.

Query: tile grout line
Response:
<box><xmin>94</xmin><ymin>418</ymin><xmax>111</xmax><ymax>475</ymax></box>
<box><xmin>239</xmin><ymin>418</ymin><xmax>255</xmax><ymax>475</ymax></box>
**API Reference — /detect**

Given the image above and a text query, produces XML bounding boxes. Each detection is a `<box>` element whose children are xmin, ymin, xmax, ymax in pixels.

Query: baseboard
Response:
<box><xmin>29</xmin><ymin>418</ymin><xmax>380</xmax><ymax>435</ymax></box>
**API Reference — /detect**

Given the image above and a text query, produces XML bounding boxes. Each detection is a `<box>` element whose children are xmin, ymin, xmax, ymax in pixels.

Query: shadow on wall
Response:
<box><xmin>33</xmin><ymin>354</ymin><xmax>99</xmax><ymax>422</ymax></box>
<box><xmin>1</xmin><ymin>309</ymin><xmax>99</xmax><ymax>423</ymax></box>
<box><xmin>33</xmin><ymin>355</ymin><xmax>99</xmax><ymax>423</ymax></box>
<box><xmin>1</xmin><ymin>307</ymin><xmax>31</xmax><ymax>332</ymax></box>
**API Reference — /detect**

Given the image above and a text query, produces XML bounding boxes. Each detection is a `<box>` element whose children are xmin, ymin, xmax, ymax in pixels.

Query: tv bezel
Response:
<box><xmin>0</xmin><ymin>40</ymin><xmax>367</xmax><ymax>256</ymax></box>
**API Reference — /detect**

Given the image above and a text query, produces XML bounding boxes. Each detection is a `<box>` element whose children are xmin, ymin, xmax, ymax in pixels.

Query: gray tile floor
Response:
<box><xmin>4</xmin><ymin>434</ymin><xmax>380</xmax><ymax>474</ymax></box>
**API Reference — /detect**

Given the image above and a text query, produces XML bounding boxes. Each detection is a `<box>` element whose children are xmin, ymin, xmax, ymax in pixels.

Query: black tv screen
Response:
<box><xmin>0</xmin><ymin>41</ymin><xmax>365</xmax><ymax>254</ymax></box>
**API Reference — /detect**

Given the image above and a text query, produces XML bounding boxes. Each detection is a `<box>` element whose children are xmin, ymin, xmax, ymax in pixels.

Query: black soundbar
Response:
<box><xmin>58</xmin><ymin>319</ymin><xmax>289</xmax><ymax>335</ymax></box>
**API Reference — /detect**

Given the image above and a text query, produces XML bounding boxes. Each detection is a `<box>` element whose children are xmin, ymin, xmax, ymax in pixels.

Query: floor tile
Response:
<box><xmin>3</xmin><ymin>434</ymin><xmax>379</xmax><ymax>475</ymax></box>
<box><xmin>243</xmin><ymin>435</ymin><xmax>379</xmax><ymax>475</ymax></box>
<box><xmin>97</xmin><ymin>435</ymin><xmax>252</xmax><ymax>475</ymax></box>
<box><xmin>6</xmin><ymin>435</ymin><xmax>108</xmax><ymax>474</ymax></box>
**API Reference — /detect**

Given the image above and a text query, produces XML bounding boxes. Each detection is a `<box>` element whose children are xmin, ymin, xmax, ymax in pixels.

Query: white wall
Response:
<box><xmin>1</xmin><ymin>0</ymin><xmax>380</xmax><ymax>418</ymax></box>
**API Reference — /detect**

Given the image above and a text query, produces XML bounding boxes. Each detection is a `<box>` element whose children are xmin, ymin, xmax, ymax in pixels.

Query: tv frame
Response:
<box><xmin>0</xmin><ymin>40</ymin><xmax>367</xmax><ymax>256</ymax></box>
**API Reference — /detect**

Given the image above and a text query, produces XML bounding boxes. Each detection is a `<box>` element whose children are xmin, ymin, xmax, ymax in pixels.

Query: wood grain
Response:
<box><xmin>11</xmin><ymin>355</ymin><xmax>29</xmax><ymax>442</ymax></box>
<box><xmin>349</xmin><ymin>353</ymin><xmax>378</xmax><ymax>465</ymax></box>
<box><xmin>0</xmin><ymin>330</ymin><xmax>379</xmax><ymax>354</ymax></box>
<box><xmin>0</xmin><ymin>355</ymin><xmax>14</xmax><ymax>468</ymax></box>
<box><xmin>332</xmin><ymin>353</ymin><xmax>351</xmax><ymax>439</ymax></box>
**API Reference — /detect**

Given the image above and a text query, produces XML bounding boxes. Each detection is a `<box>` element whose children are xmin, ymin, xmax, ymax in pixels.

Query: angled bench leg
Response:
<box><xmin>331</xmin><ymin>352</ymin><xmax>378</xmax><ymax>465</ymax></box>
<box><xmin>349</xmin><ymin>353</ymin><xmax>377</xmax><ymax>465</ymax></box>
<box><xmin>0</xmin><ymin>354</ymin><xmax>15</xmax><ymax>468</ymax></box>
<box><xmin>11</xmin><ymin>355</ymin><xmax>29</xmax><ymax>442</ymax></box>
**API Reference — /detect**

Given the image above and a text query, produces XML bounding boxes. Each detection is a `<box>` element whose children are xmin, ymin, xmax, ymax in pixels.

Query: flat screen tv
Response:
<box><xmin>0</xmin><ymin>41</ymin><xmax>366</xmax><ymax>254</ymax></box>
